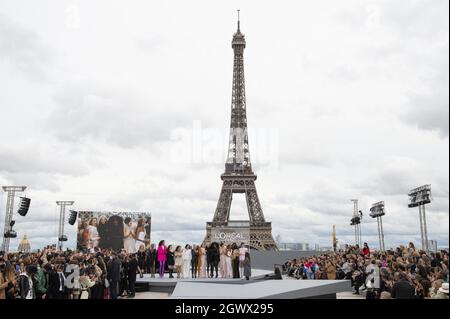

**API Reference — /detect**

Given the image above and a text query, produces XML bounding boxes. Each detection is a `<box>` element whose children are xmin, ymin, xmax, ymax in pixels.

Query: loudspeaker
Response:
<box><xmin>68</xmin><ymin>210</ymin><xmax>78</xmax><ymax>225</ymax></box>
<box><xmin>4</xmin><ymin>230</ymin><xmax>17</xmax><ymax>238</ymax></box>
<box><xmin>58</xmin><ymin>235</ymin><xmax>68</xmax><ymax>242</ymax></box>
<box><xmin>17</xmin><ymin>197</ymin><xmax>31</xmax><ymax>216</ymax></box>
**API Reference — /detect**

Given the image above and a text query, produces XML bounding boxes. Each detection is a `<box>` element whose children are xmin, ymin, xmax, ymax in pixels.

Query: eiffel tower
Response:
<box><xmin>204</xmin><ymin>13</ymin><xmax>278</xmax><ymax>251</ymax></box>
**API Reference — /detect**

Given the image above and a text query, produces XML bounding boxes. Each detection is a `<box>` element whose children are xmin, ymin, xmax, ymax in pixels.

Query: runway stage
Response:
<box><xmin>135</xmin><ymin>270</ymin><xmax>352</xmax><ymax>299</ymax></box>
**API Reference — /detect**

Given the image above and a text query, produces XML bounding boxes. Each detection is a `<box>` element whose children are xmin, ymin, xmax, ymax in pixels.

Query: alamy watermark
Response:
<box><xmin>168</xmin><ymin>120</ymin><xmax>279</xmax><ymax>172</ymax></box>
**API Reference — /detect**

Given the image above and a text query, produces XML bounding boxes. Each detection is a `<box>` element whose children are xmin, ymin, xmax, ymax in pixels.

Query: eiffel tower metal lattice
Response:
<box><xmin>204</xmin><ymin>14</ymin><xmax>278</xmax><ymax>251</ymax></box>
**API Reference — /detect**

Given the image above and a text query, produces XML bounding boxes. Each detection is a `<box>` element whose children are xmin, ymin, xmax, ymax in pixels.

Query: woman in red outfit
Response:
<box><xmin>362</xmin><ymin>242</ymin><xmax>370</xmax><ymax>257</ymax></box>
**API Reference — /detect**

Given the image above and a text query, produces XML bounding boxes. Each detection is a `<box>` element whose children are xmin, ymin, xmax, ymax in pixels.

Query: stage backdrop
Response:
<box><xmin>76</xmin><ymin>211</ymin><xmax>151</xmax><ymax>253</ymax></box>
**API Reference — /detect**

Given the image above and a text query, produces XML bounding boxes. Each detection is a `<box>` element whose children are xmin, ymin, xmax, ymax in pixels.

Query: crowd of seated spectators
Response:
<box><xmin>282</xmin><ymin>242</ymin><xmax>449</xmax><ymax>299</ymax></box>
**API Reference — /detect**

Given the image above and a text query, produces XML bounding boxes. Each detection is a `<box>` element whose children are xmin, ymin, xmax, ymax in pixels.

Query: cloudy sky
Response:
<box><xmin>0</xmin><ymin>0</ymin><xmax>448</xmax><ymax>251</ymax></box>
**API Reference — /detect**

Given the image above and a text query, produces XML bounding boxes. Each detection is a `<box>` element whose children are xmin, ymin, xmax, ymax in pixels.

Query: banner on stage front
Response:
<box><xmin>75</xmin><ymin>211</ymin><xmax>151</xmax><ymax>253</ymax></box>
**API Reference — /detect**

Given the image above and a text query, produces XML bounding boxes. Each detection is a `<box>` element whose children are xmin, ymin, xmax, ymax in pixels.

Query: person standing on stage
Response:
<box><xmin>191</xmin><ymin>245</ymin><xmax>198</xmax><ymax>278</ymax></box>
<box><xmin>209</xmin><ymin>242</ymin><xmax>220</xmax><ymax>278</ymax></box>
<box><xmin>219</xmin><ymin>243</ymin><xmax>227</xmax><ymax>278</ymax></box>
<box><xmin>239</xmin><ymin>242</ymin><xmax>248</xmax><ymax>278</ymax></box>
<box><xmin>206</xmin><ymin>244</ymin><xmax>212</xmax><ymax>277</ymax></box>
<box><xmin>136</xmin><ymin>244</ymin><xmax>146</xmax><ymax>278</ymax></box>
<box><xmin>232</xmin><ymin>243</ymin><xmax>240</xmax><ymax>278</ymax></box>
<box><xmin>166</xmin><ymin>245</ymin><xmax>175</xmax><ymax>279</ymax></box>
<box><xmin>225</xmin><ymin>244</ymin><xmax>232</xmax><ymax>278</ymax></box>
<box><xmin>157</xmin><ymin>240</ymin><xmax>167</xmax><ymax>278</ymax></box>
<box><xmin>242</xmin><ymin>252</ymin><xmax>251</xmax><ymax>280</ymax></box>
<box><xmin>182</xmin><ymin>244</ymin><xmax>192</xmax><ymax>279</ymax></box>
<box><xmin>146</xmin><ymin>244</ymin><xmax>157</xmax><ymax>278</ymax></box>
<box><xmin>199</xmin><ymin>244</ymin><xmax>207</xmax><ymax>278</ymax></box>
<box><xmin>174</xmin><ymin>246</ymin><xmax>183</xmax><ymax>279</ymax></box>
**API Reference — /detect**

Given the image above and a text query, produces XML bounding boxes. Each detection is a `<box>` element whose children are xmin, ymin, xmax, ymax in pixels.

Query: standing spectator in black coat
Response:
<box><xmin>391</xmin><ymin>272</ymin><xmax>416</xmax><ymax>299</ymax></box>
<box><xmin>127</xmin><ymin>254</ymin><xmax>138</xmax><ymax>298</ymax></box>
<box><xmin>47</xmin><ymin>264</ymin><xmax>66</xmax><ymax>299</ymax></box>
<box><xmin>108</xmin><ymin>254</ymin><xmax>121</xmax><ymax>299</ymax></box>
<box><xmin>209</xmin><ymin>243</ymin><xmax>220</xmax><ymax>278</ymax></box>
<box><xmin>19</xmin><ymin>265</ymin><xmax>37</xmax><ymax>299</ymax></box>
<box><xmin>119</xmin><ymin>255</ymin><xmax>129</xmax><ymax>297</ymax></box>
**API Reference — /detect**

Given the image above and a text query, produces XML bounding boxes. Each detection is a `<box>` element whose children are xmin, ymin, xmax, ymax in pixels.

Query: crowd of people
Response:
<box><xmin>0</xmin><ymin>241</ymin><xmax>251</xmax><ymax>299</ymax></box>
<box><xmin>283</xmin><ymin>242</ymin><xmax>449</xmax><ymax>299</ymax></box>
<box><xmin>2</xmin><ymin>239</ymin><xmax>448</xmax><ymax>300</ymax></box>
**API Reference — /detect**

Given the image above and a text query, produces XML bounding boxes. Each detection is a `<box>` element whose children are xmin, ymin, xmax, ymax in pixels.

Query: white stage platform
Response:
<box><xmin>170</xmin><ymin>278</ymin><xmax>351</xmax><ymax>299</ymax></box>
<box><xmin>135</xmin><ymin>270</ymin><xmax>352</xmax><ymax>299</ymax></box>
<box><xmin>136</xmin><ymin>269</ymin><xmax>273</xmax><ymax>291</ymax></box>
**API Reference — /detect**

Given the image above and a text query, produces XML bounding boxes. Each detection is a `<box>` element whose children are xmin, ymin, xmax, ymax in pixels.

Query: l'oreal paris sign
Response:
<box><xmin>210</xmin><ymin>228</ymin><xmax>250</xmax><ymax>244</ymax></box>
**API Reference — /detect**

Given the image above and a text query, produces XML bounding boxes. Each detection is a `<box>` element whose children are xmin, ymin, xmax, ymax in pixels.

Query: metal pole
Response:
<box><xmin>418</xmin><ymin>205</ymin><xmax>425</xmax><ymax>250</ymax></box>
<box><xmin>379</xmin><ymin>216</ymin><xmax>385</xmax><ymax>251</ymax></box>
<box><xmin>58</xmin><ymin>204</ymin><xmax>65</xmax><ymax>251</ymax></box>
<box><xmin>422</xmin><ymin>204</ymin><xmax>429</xmax><ymax>252</ymax></box>
<box><xmin>376</xmin><ymin>216</ymin><xmax>381</xmax><ymax>251</ymax></box>
<box><xmin>359</xmin><ymin>220</ymin><xmax>362</xmax><ymax>247</ymax></box>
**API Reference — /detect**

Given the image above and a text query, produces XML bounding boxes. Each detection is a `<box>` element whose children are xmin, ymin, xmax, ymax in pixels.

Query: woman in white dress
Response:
<box><xmin>87</xmin><ymin>218</ymin><xmax>100</xmax><ymax>250</ymax></box>
<box><xmin>134</xmin><ymin>218</ymin><xmax>146</xmax><ymax>252</ymax></box>
<box><xmin>123</xmin><ymin>217</ymin><xmax>136</xmax><ymax>254</ymax></box>
<box><xmin>199</xmin><ymin>244</ymin><xmax>207</xmax><ymax>278</ymax></box>
<box><xmin>182</xmin><ymin>244</ymin><xmax>192</xmax><ymax>279</ymax></box>
<box><xmin>219</xmin><ymin>243</ymin><xmax>227</xmax><ymax>278</ymax></box>
<box><xmin>225</xmin><ymin>244</ymin><xmax>232</xmax><ymax>278</ymax></box>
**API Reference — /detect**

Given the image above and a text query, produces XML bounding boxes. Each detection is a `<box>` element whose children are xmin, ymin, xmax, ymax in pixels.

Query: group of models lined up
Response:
<box><xmin>137</xmin><ymin>241</ymin><xmax>251</xmax><ymax>280</ymax></box>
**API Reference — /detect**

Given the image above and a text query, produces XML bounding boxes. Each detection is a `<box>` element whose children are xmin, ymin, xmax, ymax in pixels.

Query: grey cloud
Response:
<box><xmin>46</xmin><ymin>83</ymin><xmax>196</xmax><ymax>148</ymax></box>
<box><xmin>0</xmin><ymin>145</ymin><xmax>89</xmax><ymax>177</ymax></box>
<box><xmin>403</xmin><ymin>84</ymin><xmax>449</xmax><ymax>138</ymax></box>
<box><xmin>0</xmin><ymin>13</ymin><xmax>55</xmax><ymax>80</ymax></box>
<box><xmin>333</xmin><ymin>1</ymin><xmax>449</xmax><ymax>40</ymax></box>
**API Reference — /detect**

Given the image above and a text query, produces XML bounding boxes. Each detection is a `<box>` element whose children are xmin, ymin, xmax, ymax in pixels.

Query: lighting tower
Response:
<box><xmin>408</xmin><ymin>185</ymin><xmax>432</xmax><ymax>251</ymax></box>
<box><xmin>56</xmin><ymin>201</ymin><xmax>74</xmax><ymax>251</ymax></box>
<box><xmin>370</xmin><ymin>201</ymin><xmax>386</xmax><ymax>251</ymax></box>
<box><xmin>350</xmin><ymin>199</ymin><xmax>362</xmax><ymax>246</ymax></box>
<box><xmin>1</xmin><ymin>186</ymin><xmax>27</xmax><ymax>253</ymax></box>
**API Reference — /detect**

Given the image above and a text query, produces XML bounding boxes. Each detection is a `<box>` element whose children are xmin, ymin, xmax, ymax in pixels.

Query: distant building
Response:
<box><xmin>278</xmin><ymin>243</ymin><xmax>310</xmax><ymax>251</ymax></box>
<box><xmin>17</xmin><ymin>234</ymin><xmax>31</xmax><ymax>253</ymax></box>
